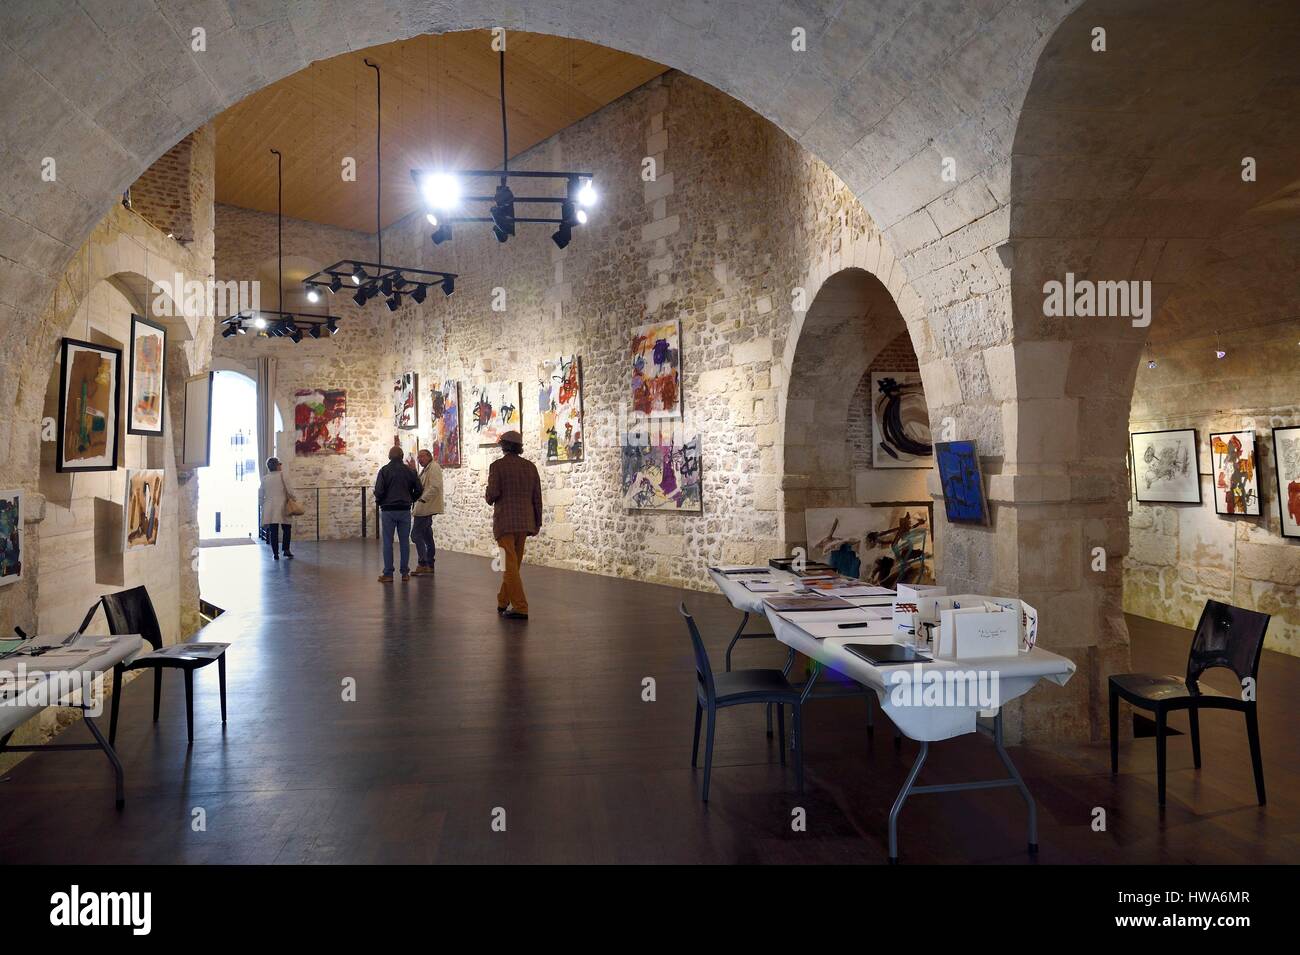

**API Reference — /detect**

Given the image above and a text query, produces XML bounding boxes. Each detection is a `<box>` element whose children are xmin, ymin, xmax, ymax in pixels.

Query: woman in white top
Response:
<box><xmin>259</xmin><ymin>457</ymin><xmax>297</xmax><ymax>560</ymax></box>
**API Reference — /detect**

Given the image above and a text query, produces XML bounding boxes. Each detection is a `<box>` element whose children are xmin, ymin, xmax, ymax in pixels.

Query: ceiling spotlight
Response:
<box><xmin>441</xmin><ymin>276</ymin><xmax>455</xmax><ymax>296</ymax></box>
<box><xmin>326</xmin><ymin>318</ymin><xmax>338</xmax><ymax>335</ymax></box>
<box><xmin>576</xmin><ymin>209</ymin><xmax>588</xmax><ymax>224</ymax></box>
<box><xmin>309</xmin><ymin>324</ymin><xmax>323</xmax><ymax>339</ymax></box>
<box><xmin>426</xmin><ymin>212</ymin><xmax>438</xmax><ymax>227</ymax></box>
<box><xmin>305</xmin><ymin>285</ymin><xmax>320</xmax><ymax>304</ymax></box>
<box><xmin>327</xmin><ymin>274</ymin><xmax>342</xmax><ymax>294</ymax></box>
<box><xmin>1215</xmin><ymin>349</ymin><xmax>1227</xmax><ymax>359</ymax></box>
<box><xmin>420</xmin><ymin>172</ymin><xmax>462</xmax><ymax>210</ymax></box>
<box><xmin>552</xmin><ymin>223</ymin><xmax>572</xmax><ymax>249</ymax></box>
<box><xmin>386</xmin><ymin>293</ymin><xmax>402</xmax><ymax>311</ymax></box>
<box><xmin>380</xmin><ymin>275</ymin><xmax>394</xmax><ymax>296</ymax></box>
<box><xmin>353</xmin><ymin>286</ymin><xmax>371</xmax><ymax>307</ymax></box>
<box><xmin>411</xmin><ymin>284</ymin><xmax>427</xmax><ymax>305</ymax></box>
<box><xmin>432</xmin><ymin>221</ymin><xmax>453</xmax><ymax>244</ymax></box>
<box><xmin>253</xmin><ymin>316</ymin><xmax>268</xmax><ymax>330</ymax></box>
<box><xmin>1147</xmin><ymin>359</ymin><xmax>1157</xmax><ymax>369</ymax></box>
<box><xmin>351</xmin><ymin>264</ymin><xmax>367</xmax><ymax>285</ymax></box>
<box><xmin>221</xmin><ymin>324</ymin><xmax>237</xmax><ymax>338</ymax></box>
<box><xmin>291</xmin><ymin>327</ymin><xmax>304</xmax><ymax>343</ymax></box>
<box><xmin>235</xmin><ymin>322</ymin><xmax>247</xmax><ymax>335</ymax></box>
<box><xmin>577</xmin><ymin>178</ymin><xmax>597</xmax><ymax>207</ymax></box>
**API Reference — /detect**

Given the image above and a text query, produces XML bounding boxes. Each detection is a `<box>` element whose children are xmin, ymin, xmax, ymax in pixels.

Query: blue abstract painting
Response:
<box><xmin>935</xmin><ymin>440</ymin><xmax>988</xmax><ymax>524</ymax></box>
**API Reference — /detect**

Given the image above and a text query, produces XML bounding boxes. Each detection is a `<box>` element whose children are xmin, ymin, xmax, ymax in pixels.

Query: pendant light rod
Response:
<box><xmin>499</xmin><ymin>48</ymin><xmax>508</xmax><ymax>181</ymax></box>
<box><xmin>365</xmin><ymin>58</ymin><xmax>383</xmax><ymax>264</ymax></box>
<box><xmin>271</xmin><ymin>147</ymin><xmax>282</xmax><ymax>315</ymax></box>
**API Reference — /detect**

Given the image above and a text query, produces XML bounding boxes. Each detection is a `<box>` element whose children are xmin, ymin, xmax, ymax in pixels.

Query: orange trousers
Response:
<box><xmin>496</xmin><ymin>533</ymin><xmax>529</xmax><ymax>614</ymax></box>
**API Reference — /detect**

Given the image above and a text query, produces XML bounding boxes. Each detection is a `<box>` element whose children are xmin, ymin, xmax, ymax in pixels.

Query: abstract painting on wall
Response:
<box><xmin>871</xmin><ymin>372</ymin><xmax>932</xmax><ymax>468</ymax></box>
<box><xmin>57</xmin><ymin>337</ymin><xmax>122</xmax><ymax>473</ymax></box>
<box><xmin>1130</xmin><ymin>429</ymin><xmax>1200</xmax><ymax>504</ymax></box>
<box><xmin>429</xmin><ymin>379</ymin><xmax>462</xmax><ymax>468</ymax></box>
<box><xmin>127</xmin><ymin>314</ymin><xmax>166</xmax><ymax>437</ymax></box>
<box><xmin>1273</xmin><ymin>426</ymin><xmax>1300</xmax><ymax>539</ymax></box>
<box><xmin>393</xmin><ymin>371</ymin><xmax>418</xmax><ymax>429</ymax></box>
<box><xmin>398</xmin><ymin>432</ymin><xmax>419</xmax><ymax>464</ymax></box>
<box><xmin>621</xmin><ymin>426</ymin><xmax>701</xmax><ymax>511</ymax></box>
<box><xmin>1209</xmin><ymin>430</ymin><xmax>1260</xmax><ymax>516</ymax></box>
<box><xmin>294</xmin><ymin>388</ymin><xmax>348</xmax><ymax>455</ymax></box>
<box><xmin>124</xmin><ymin>469</ymin><xmax>164</xmax><ymax>549</ymax></box>
<box><xmin>805</xmin><ymin>505</ymin><xmax>934</xmax><ymax>587</ymax></box>
<box><xmin>472</xmin><ymin>381</ymin><xmax>522</xmax><ymax>445</ymax></box>
<box><xmin>0</xmin><ymin>489</ymin><xmax>22</xmax><ymax>588</ymax></box>
<box><xmin>539</xmin><ymin>355</ymin><xmax>583</xmax><ymax>462</ymax></box>
<box><xmin>630</xmin><ymin>319</ymin><xmax>681</xmax><ymax>418</ymax></box>
<box><xmin>935</xmin><ymin>440</ymin><xmax>989</xmax><ymax>524</ymax></box>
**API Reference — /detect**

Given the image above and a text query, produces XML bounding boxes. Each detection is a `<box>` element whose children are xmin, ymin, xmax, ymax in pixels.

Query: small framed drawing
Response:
<box><xmin>1273</xmin><ymin>426</ymin><xmax>1300</xmax><ymax>539</ymax></box>
<box><xmin>181</xmin><ymin>372</ymin><xmax>214</xmax><ymax>469</ymax></box>
<box><xmin>56</xmin><ymin>337</ymin><xmax>123</xmax><ymax>473</ymax></box>
<box><xmin>1209</xmin><ymin>430</ymin><xmax>1260</xmax><ymax>516</ymax></box>
<box><xmin>127</xmin><ymin>314</ymin><xmax>167</xmax><ymax>436</ymax></box>
<box><xmin>1130</xmin><ymin>429</ymin><xmax>1200</xmax><ymax>504</ymax></box>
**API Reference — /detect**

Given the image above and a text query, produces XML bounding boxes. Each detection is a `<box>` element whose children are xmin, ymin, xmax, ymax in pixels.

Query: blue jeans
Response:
<box><xmin>411</xmin><ymin>514</ymin><xmax>435</xmax><ymax>566</ymax></box>
<box><xmin>380</xmin><ymin>508</ymin><xmax>413</xmax><ymax>576</ymax></box>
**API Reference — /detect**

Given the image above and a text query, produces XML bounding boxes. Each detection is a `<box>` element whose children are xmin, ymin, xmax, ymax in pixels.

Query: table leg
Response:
<box><xmin>992</xmin><ymin>709</ymin><xmax>1038</xmax><ymax>854</ymax></box>
<box><xmin>724</xmin><ymin>612</ymin><xmax>749</xmax><ymax>672</ymax></box>
<box><xmin>888</xmin><ymin>741</ymin><xmax>930</xmax><ymax>863</ymax></box>
<box><xmin>82</xmin><ymin>712</ymin><xmax>125</xmax><ymax>809</ymax></box>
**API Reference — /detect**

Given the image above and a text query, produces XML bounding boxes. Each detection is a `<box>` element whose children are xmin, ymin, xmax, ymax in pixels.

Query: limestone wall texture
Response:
<box><xmin>1124</xmin><ymin>322</ymin><xmax>1300</xmax><ymax>657</ymax></box>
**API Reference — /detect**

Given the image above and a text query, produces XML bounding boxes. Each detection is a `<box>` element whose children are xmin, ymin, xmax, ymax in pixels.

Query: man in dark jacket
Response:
<box><xmin>485</xmin><ymin>430</ymin><xmax>542</xmax><ymax>619</ymax></box>
<box><xmin>375</xmin><ymin>445</ymin><xmax>424</xmax><ymax>582</ymax></box>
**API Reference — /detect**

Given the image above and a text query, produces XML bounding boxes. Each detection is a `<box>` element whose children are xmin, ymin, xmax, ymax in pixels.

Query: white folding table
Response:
<box><xmin>0</xmin><ymin>633</ymin><xmax>144</xmax><ymax>808</ymax></box>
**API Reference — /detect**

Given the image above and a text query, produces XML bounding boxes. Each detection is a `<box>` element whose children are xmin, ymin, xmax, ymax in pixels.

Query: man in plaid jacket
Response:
<box><xmin>485</xmin><ymin>430</ymin><xmax>542</xmax><ymax>619</ymax></box>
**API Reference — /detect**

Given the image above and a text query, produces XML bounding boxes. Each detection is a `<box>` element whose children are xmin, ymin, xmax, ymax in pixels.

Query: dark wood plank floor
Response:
<box><xmin>1</xmin><ymin>539</ymin><xmax>1296</xmax><ymax>864</ymax></box>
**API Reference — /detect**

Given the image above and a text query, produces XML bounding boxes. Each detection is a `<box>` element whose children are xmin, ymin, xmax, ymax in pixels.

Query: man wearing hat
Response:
<box><xmin>485</xmin><ymin>429</ymin><xmax>542</xmax><ymax>619</ymax></box>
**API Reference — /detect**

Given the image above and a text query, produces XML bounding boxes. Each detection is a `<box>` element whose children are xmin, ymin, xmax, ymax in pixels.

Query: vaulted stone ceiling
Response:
<box><xmin>212</xmin><ymin>31</ymin><xmax>666</xmax><ymax>232</ymax></box>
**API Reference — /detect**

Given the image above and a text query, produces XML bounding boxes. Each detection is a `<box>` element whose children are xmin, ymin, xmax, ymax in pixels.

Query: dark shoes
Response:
<box><xmin>272</xmin><ymin>553</ymin><xmax>280</xmax><ymax>561</ymax></box>
<box><xmin>284</xmin><ymin>551</ymin><xmax>294</xmax><ymax>559</ymax></box>
<box><xmin>497</xmin><ymin>605</ymin><xmax>509</xmax><ymax>615</ymax></box>
<box><xmin>503</xmin><ymin>610</ymin><xmax>529</xmax><ymax>620</ymax></box>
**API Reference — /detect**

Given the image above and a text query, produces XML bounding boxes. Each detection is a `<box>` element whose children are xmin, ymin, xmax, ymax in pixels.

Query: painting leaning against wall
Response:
<box><xmin>294</xmin><ymin>389</ymin><xmax>349</xmax><ymax>455</ymax></box>
<box><xmin>0</xmin><ymin>490</ymin><xmax>22</xmax><ymax>587</ymax></box>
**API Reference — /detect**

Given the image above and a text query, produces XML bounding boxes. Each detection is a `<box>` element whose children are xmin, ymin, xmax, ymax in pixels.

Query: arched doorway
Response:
<box><xmin>197</xmin><ymin>370</ymin><xmax>274</xmax><ymax>542</ymax></box>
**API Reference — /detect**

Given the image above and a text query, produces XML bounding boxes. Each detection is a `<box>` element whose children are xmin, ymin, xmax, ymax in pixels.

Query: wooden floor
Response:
<box><xmin>1</xmin><ymin>539</ymin><xmax>1296</xmax><ymax>864</ymax></box>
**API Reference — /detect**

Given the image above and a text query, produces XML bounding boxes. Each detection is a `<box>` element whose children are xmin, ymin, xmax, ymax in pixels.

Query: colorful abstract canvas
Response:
<box><xmin>539</xmin><ymin>355</ymin><xmax>583</xmax><ymax>462</ymax></box>
<box><xmin>394</xmin><ymin>371</ymin><xmax>418</xmax><ymax>429</ymax></box>
<box><xmin>871</xmin><ymin>372</ymin><xmax>932</xmax><ymax>468</ymax></box>
<box><xmin>429</xmin><ymin>380</ymin><xmax>462</xmax><ymax>468</ymax></box>
<box><xmin>57</xmin><ymin>338</ymin><xmax>122</xmax><ymax>473</ymax></box>
<box><xmin>471</xmin><ymin>381</ymin><xmax>522</xmax><ymax>445</ymax></box>
<box><xmin>127</xmin><ymin>314</ymin><xmax>166</xmax><ymax>436</ymax></box>
<box><xmin>1210</xmin><ymin>430</ymin><xmax>1260</xmax><ymax>516</ymax></box>
<box><xmin>630</xmin><ymin>319</ymin><xmax>681</xmax><ymax>418</ymax></box>
<box><xmin>1131</xmin><ymin>429</ymin><xmax>1200</xmax><ymax>504</ymax></box>
<box><xmin>294</xmin><ymin>388</ymin><xmax>348</xmax><ymax>455</ymax></box>
<box><xmin>1273</xmin><ymin>426</ymin><xmax>1300</xmax><ymax>539</ymax></box>
<box><xmin>0</xmin><ymin>489</ymin><xmax>21</xmax><ymax>588</ymax></box>
<box><xmin>621</xmin><ymin>426</ymin><xmax>701</xmax><ymax>511</ymax></box>
<box><xmin>935</xmin><ymin>440</ymin><xmax>989</xmax><ymax>524</ymax></box>
<box><xmin>124</xmin><ymin>469</ymin><xmax>164</xmax><ymax>549</ymax></box>
<box><xmin>806</xmin><ymin>505</ymin><xmax>934</xmax><ymax>587</ymax></box>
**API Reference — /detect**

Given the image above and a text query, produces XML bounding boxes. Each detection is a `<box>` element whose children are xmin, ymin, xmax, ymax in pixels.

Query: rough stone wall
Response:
<box><xmin>1124</xmin><ymin>322</ymin><xmax>1300</xmax><ymax>657</ymax></box>
<box><xmin>128</xmin><ymin>133</ymin><xmax>196</xmax><ymax>243</ymax></box>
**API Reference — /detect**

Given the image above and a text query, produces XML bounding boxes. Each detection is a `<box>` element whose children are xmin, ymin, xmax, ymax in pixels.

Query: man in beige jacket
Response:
<box><xmin>411</xmin><ymin>448</ymin><xmax>444</xmax><ymax>575</ymax></box>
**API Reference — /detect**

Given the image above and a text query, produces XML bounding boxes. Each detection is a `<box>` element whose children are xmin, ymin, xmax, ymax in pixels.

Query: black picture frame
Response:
<box><xmin>56</xmin><ymin>337</ymin><xmax>123</xmax><ymax>473</ymax></box>
<box><xmin>394</xmin><ymin>370</ymin><xmax>418</xmax><ymax>430</ymax></box>
<box><xmin>1273</xmin><ymin>426</ymin><xmax>1300</xmax><ymax>539</ymax></box>
<box><xmin>1208</xmin><ymin>430</ymin><xmax>1261</xmax><ymax>517</ymax></box>
<box><xmin>126</xmin><ymin>313</ymin><xmax>167</xmax><ymax>437</ymax></box>
<box><xmin>1130</xmin><ymin>428</ymin><xmax>1202</xmax><ymax>504</ymax></box>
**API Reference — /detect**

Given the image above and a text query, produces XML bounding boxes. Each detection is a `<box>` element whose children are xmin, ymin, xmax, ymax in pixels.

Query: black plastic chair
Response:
<box><xmin>1109</xmin><ymin>600</ymin><xmax>1269</xmax><ymax>806</ymax></box>
<box><xmin>103</xmin><ymin>586</ymin><xmax>230</xmax><ymax>747</ymax></box>
<box><xmin>681</xmin><ymin>603</ymin><xmax>803</xmax><ymax>801</ymax></box>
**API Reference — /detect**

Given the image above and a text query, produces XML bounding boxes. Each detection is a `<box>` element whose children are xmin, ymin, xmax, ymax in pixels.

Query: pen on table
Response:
<box><xmin>837</xmin><ymin>621</ymin><xmax>874</xmax><ymax>629</ymax></box>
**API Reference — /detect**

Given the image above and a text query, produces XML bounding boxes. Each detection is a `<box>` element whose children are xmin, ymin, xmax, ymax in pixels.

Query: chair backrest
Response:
<box><xmin>1187</xmin><ymin>599</ymin><xmax>1270</xmax><ymax>687</ymax></box>
<box><xmin>678</xmin><ymin>603</ymin><xmax>716</xmax><ymax>701</ymax></box>
<box><xmin>100</xmin><ymin>586</ymin><xmax>164</xmax><ymax>652</ymax></box>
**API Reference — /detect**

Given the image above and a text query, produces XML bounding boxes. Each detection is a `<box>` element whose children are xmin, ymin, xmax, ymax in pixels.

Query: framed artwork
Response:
<box><xmin>1273</xmin><ymin>426</ymin><xmax>1300</xmax><ymax>539</ymax></box>
<box><xmin>56</xmin><ymin>337</ymin><xmax>122</xmax><ymax>473</ymax></box>
<box><xmin>394</xmin><ymin>371</ymin><xmax>418</xmax><ymax>429</ymax></box>
<box><xmin>935</xmin><ymin>440</ymin><xmax>989</xmax><ymax>524</ymax></box>
<box><xmin>397</xmin><ymin>432</ymin><xmax>419</xmax><ymax>464</ymax></box>
<box><xmin>1131</xmin><ymin>429</ymin><xmax>1200</xmax><ymax>504</ymax></box>
<box><xmin>294</xmin><ymin>388</ymin><xmax>349</xmax><ymax>455</ymax></box>
<box><xmin>871</xmin><ymin>372</ymin><xmax>932</xmax><ymax>468</ymax></box>
<box><xmin>471</xmin><ymin>381</ymin><xmax>522</xmax><ymax>446</ymax></box>
<box><xmin>181</xmin><ymin>372</ymin><xmax>213</xmax><ymax>468</ymax></box>
<box><xmin>124</xmin><ymin>469</ymin><xmax>164</xmax><ymax>549</ymax></box>
<box><xmin>1209</xmin><ymin>430</ymin><xmax>1260</xmax><ymax>516</ymax></box>
<box><xmin>429</xmin><ymin>379</ymin><xmax>462</xmax><ymax>468</ymax></box>
<box><xmin>630</xmin><ymin>319</ymin><xmax>681</xmax><ymax>418</ymax></box>
<box><xmin>127</xmin><ymin>314</ymin><xmax>166</xmax><ymax>437</ymax></box>
<box><xmin>0</xmin><ymin>489</ymin><xmax>22</xmax><ymax>588</ymax></box>
<box><xmin>621</xmin><ymin>426</ymin><xmax>701</xmax><ymax>511</ymax></box>
<box><xmin>806</xmin><ymin>504</ymin><xmax>934</xmax><ymax>587</ymax></box>
<box><xmin>539</xmin><ymin>354</ymin><xmax>583</xmax><ymax>462</ymax></box>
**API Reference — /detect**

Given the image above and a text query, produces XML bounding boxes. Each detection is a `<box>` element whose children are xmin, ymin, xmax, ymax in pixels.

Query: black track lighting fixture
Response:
<box><xmin>310</xmin><ymin>58</ymin><xmax>456</xmax><ymax>315</ymax></box>
<box><xmin>441</xmin><ymin>275</ymin><xmax>455</xmax><ymax>296</ymax></box>
<box><xmin>309</xmin><ymin>324</ymin><xmax>323</xmax><ymax>339</ymax></box>
<box><xmin>412</xmin><ymin>47</ymin><xmax>596</xmax><ymax>248</ymax></box>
